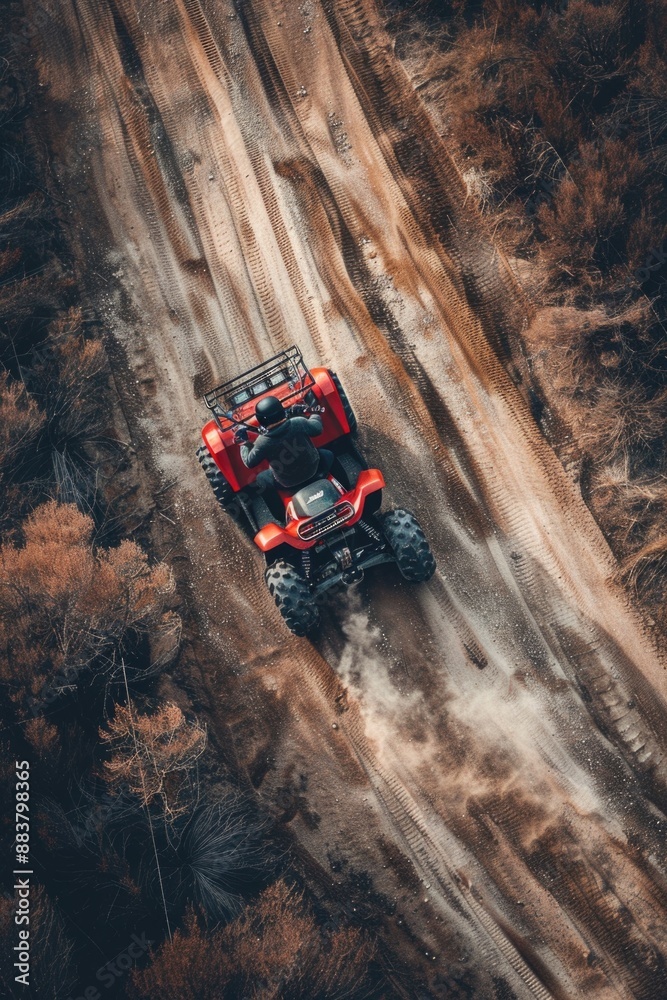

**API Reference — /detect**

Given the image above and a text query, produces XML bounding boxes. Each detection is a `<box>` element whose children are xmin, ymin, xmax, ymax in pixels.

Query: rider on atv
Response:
<box><xmin>198</xmin><ymin>346</ymin><xmax>435</xmax><ymax>635</ymax></box>
<box><xmin>237</xmin><ymin>395</ymin><xmax>334</xmax><ymax>500</ymax></box>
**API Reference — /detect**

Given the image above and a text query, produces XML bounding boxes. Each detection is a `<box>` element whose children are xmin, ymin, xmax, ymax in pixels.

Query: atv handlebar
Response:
<box><xmin>224</xmin><ymin>403</ymin><xmax>326</xmax><ymax>441</ymax></box>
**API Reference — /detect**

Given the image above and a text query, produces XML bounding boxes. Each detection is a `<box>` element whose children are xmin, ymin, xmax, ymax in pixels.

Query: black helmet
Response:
<box><xmin>256</xmin><ymin>395</ymin><xmax>285</xmax><ymax>428</ymax></box>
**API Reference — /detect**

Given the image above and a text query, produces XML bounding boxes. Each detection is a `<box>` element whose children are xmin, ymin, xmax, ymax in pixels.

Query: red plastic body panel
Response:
<box><xmin>201</xmin><ymin>367</ymin><xmax>352</xmax><ymax>492</ymax></box>
<box><xmin>254</xmin><ymin>469</ymin><xmax>385</xmax><ymax>552</ymax></box>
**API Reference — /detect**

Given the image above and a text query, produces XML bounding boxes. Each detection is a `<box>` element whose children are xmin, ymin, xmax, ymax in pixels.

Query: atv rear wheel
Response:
<box><xmin>265</xmin><ymin>561</ymin><xmax>319</xmax><ymax>636</ymax></box>
<box><xmin>329</xmin><ymin>371</ymin><xmax>357</xmax><ymax>436</ymax></box>
<box><xmin>380</xmin><ymin>509</ymin><xmax>436</xmax><ymax>582</ymax></box>
<box><xmin>196</xmin><ymin>446</ymin><xmax>238</xmax><ymax>516</ymax></box>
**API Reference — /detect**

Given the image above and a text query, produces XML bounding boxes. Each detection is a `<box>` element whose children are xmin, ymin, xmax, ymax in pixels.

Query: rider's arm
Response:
<box><xmin>241</xmin><ymin>437</ymin><xmax>266</xmax><ymax>469</ymax></box>
<box><xmin>289</xmin><ymin>414</ymin><xmax>323</xmax><ymax>437</ymax></box>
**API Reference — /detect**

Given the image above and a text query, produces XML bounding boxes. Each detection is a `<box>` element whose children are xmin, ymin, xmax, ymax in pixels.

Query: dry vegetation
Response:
<box><xmin>131</xmin><ymin>881</ymin><xmax>378</xmax><ymax>1000</ymax></box>
<box><xmin>101</xmin><ymin>700</ymin><xmax>207</xmax><ymax>821</ymax></box>
<box><xmin>0</xmin><ymin>502</ymin><xmax>178</xmax><ymax>712</ymax></box>
<box><xmin>387</xmin><ymin>0</ymin><xmax>667</xmax><ymax>622</ymax></box>
<box><xmin>0</xmin><ymin>10</ymin><xmax>404</xmax><ymax>998</ymax></box>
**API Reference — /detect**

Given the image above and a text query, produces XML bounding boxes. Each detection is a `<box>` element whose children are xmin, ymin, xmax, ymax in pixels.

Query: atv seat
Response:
<box><xmin>289</xmin><ymin>478</ymin><xmax>342</xmax><ymax>517</ymax></box>
<box><xmin>249</xmin><ymin>448</ymin><xmax>368</xmax><ymax>527</ymax></box>
<box><xmin>250</xmin><ymin>450</ymin><xmax>334</xmax><ymax>524</ymax></box>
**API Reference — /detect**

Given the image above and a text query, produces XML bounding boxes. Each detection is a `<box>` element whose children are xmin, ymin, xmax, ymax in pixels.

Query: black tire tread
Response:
<box><xmin>380</xmin><ymin>509</ymin><xmax>436</xmax><ymax>582</ymax></box>
<box><xmin>336</xmin><ymin>451</ymin><xmax>364</xmax><ymax>489</ymax></box>
<box><xmin>196</xmin><ymin>445</ymin><xmax>236</xmax><ymax>510</ymax></box>
<box><xmin>265</xmin><ymin>560</ymin><xmax>319</xmax><ymax>636</ymax></box>
<box><xmin>330</xmin><ymin>371</ymin><xmax>358</xmax><ymax>436</ymax></box>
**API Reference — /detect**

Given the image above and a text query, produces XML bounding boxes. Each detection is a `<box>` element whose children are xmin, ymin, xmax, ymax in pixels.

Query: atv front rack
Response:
<box><xmin>203</xmin><ymin>346</ymin><xmax>315</xmax><ymax>428</ymax></box>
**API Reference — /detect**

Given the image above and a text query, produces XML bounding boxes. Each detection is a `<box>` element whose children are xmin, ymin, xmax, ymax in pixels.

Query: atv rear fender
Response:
<box><xmin>254</xmin><ymin>468</ymin><xmax>385</xmax><ymax>552</ymax></box>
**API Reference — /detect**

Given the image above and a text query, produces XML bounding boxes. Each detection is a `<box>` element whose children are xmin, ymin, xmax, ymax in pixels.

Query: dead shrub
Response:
<box><xmin>131</xmin><ymin>880</ymin><xmax>377</xmax><ymax>1000</ymax></box>
<box><xmin>101</xmin><ymin>699</ymin><xmax>206</xmax><ymax>821</ymax></box>
<box><xmin>0</xmin><ymin>501</ymin><xmax>179</xmax><ymax>707</ymax></box>
<box><xmin>621</xmin><ymin>536</ymin><xmax>667</xmax><ymax>611</ymax></box>
<box><xmin>390</xmin><ymin>0</ymin><xmax>663</xmax><ymax>280</ymax></box>
<box><xmin>25</xmin><ymin>716</ymin><xmax>62</xmax><ymax>759</ymax></box>
<box><xmin>626</xmin><ymin>38</ymin><xmax>667</xmax><ymax>171</ymax></box>
<box><xmin>31</xmin><ymin>308</ymin><xmax>108</xmax><ymax>445</ymax></box>
<box><xmin>165</xmin><ymin>798</ymin><xmax>273</xmax><ymax>921</ymax></box>
<box><xmin>536</xmin><ymin>139</ymin><xmax>647</xmax><ymax>287</ymax></box>
<box><xmin>550</xmin><ymin>0</ymin><xmax>632</xmax><ymax>97</ymax></box>
<box><xmin>0</xmin><ymin>371</ymin><xmax>45</xmax><ymax>470</ymax></box>
<box><xmin>0</xmin><ymin>372</ymin><xmax>44</xmax><ymax>529</ymax></box>
<box><xmin>0</xmin><ymin>313</ymin><xmax>111</xmax><ymax>524</ymax></box>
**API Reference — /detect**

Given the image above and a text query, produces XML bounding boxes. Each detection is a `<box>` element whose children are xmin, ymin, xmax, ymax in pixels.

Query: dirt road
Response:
<box><xmin>33</xmin><ymin>0</ymin><xmax>667</xmax><ymax>995</ymax></box>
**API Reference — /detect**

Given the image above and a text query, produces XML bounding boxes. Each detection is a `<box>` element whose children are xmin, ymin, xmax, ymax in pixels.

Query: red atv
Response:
<box><xmin>197</xmin><ymin>346</ymin><xmax>435</xmax><ymax>635</ymax></box>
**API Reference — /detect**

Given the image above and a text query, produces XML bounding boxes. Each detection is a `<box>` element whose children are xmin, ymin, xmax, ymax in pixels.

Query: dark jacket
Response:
<box><xmin>241</xmin><ymin>413</ymin><xmax>323</xmax><ymax>488</ymax></box>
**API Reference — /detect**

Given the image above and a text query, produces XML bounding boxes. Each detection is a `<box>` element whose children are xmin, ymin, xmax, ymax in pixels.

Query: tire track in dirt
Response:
<box><xmin>33</xmin><ymin>0</ymin><xmax>667</xmax><ymax>995</ymax></box>
<box><xmin>248</xmin><ymin>0</ymin><xmax>667</xmax><ymax>795</ymax></box>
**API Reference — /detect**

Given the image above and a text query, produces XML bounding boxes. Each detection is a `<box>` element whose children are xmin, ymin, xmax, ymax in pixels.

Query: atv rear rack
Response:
<box><xmin>203</xmin><ymin>346</ymin><xmax>315</xmax><ymax>428</ymax></box>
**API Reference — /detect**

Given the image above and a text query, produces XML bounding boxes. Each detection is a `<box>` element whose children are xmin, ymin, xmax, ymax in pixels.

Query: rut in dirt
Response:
<box><xmin>31</xmin><ymin>0</ymin><xmax>667</xmax><ymax>995</ymax></box>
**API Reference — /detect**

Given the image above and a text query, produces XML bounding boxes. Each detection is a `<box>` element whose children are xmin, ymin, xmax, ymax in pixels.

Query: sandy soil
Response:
<box><xmin>31</xmin><ymin>0</ymin><xmax>667</xmax><ymax>995</ymax></box>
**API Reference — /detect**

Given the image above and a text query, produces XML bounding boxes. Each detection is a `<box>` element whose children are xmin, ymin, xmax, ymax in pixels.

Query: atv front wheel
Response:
<box><xmin>329</xmin><ymin>371</ymin><xmax>357</xmax><ymax>436</ymax></box>
<box><xmin>196</xmin><ymin>446</ymin><xmax>238</xmax><ymax>516</ymax></box>
<box><xmin>380</xmin><ymin>509</ymin><xmax>436</xmax><ymax>583</ymax></box>
<box><xmin>265</xmin><ymin>561</ymin><xmax>319</xmax><ymax>636</ymax></box>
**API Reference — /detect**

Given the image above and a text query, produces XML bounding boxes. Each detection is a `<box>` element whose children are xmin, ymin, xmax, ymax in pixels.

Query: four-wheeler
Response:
<box><xmin>197</xmin><ymin>346</ymin><xmax>435</xmax><ymax>635</ymax></box>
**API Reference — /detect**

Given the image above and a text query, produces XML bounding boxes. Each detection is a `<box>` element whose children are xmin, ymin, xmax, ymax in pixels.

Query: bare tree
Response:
<box><xmin>101</xmin><ymin>699</ymin><xmax>206</xmax><ymax>822</ymax></box>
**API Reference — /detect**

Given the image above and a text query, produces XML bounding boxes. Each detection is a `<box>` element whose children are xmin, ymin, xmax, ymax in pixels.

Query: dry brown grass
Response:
<box><xmin>390</xmin><ymin>0</ymin><xmax>665</xmax><ymax>286</ymax></box>
<box><xmin>388</xmin><ymin>0</ymin><xmax>667</xmax><ymax>623</ymax></box>
<box><xmin>536</xmin><ymin>139</ymin><xmax>647</xmax><ymax>287</ymax></box>
<box><xmin>0</xmin><ymin>371</ymin><xmax>44</xmax><ymax>530</ymax></box>
<box><xmin>621</xmin><ymin>536</ymin><xmax>667</xmax><ymax>613</ymax></box>
<box><xmin>131</xmin><ymin>880</ymin><xmax>377</xmax><ymax>1000</ymax></box>
<box><xmin>522</xmin><ymin>299</ymin><xmax>667</xmax><ymax>626</ymax></box>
